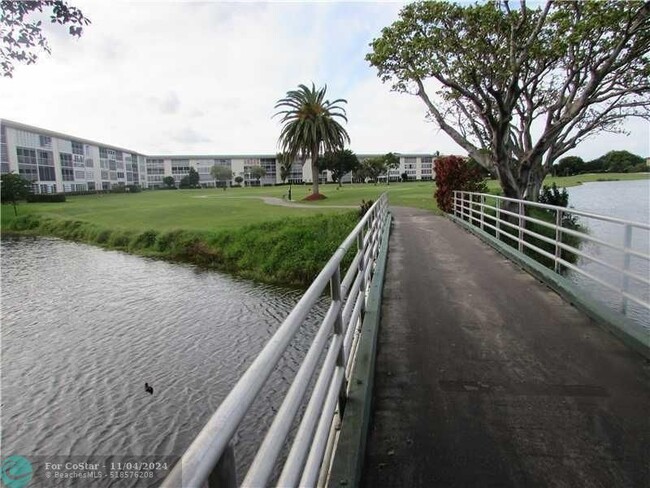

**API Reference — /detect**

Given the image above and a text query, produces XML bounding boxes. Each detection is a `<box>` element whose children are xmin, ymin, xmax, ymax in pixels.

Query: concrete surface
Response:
<box><xmin>362</xmin><ymin>207</ymin><xmax>650</xmax><ymax>488</ymax></box>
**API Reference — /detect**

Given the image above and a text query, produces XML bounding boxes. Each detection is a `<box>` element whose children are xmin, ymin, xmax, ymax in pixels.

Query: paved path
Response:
<box><xmin>362</xmin><ymin>207</ymin><xmax>650</xmax><ymax>487</ymax></box>
<box><xmin>193</xmin><ymin>195</ymin><xmax>356</xmax><ymax>208</ymax></box>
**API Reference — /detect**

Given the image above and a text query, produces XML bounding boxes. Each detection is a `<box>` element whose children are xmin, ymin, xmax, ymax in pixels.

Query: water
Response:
<box><xmin>1</xmin><ymin>237</ymin><xmax>327</xmax><ymax>486</ymax></box>
<box><xmin>566</xmin><ymin>179</ymin><xmax>650</xmax><ymax>329</ymax></box>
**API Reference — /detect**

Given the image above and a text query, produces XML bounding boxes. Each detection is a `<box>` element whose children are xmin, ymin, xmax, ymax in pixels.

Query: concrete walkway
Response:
<box><xmin>362</xmin><ymin>207</ymin><xmax>650</xmax><ymax>487</ymax></box>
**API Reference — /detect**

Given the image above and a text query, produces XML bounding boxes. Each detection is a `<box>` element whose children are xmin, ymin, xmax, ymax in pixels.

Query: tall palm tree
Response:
<box><xmin>274</xmin><ymin>83</ymin><xmax>350</xmax><ymax>198</ymax></box>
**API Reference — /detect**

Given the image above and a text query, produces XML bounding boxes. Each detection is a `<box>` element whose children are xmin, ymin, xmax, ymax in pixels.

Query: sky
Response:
<box><xmin>0</xmin><ymin>0</ymin><xmax>648</xmax><ymax>160</ymax></box>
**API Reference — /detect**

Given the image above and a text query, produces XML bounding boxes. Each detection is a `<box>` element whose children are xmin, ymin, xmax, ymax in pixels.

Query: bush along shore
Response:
<box><xmin>3</xmin><ymin>211</ymin><xmax>359</xmax><ymax>287</ymax></box>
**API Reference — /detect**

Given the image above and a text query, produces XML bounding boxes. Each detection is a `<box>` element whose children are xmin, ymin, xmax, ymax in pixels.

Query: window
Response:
<box><xmin>88</xmin><ymin>182</ymin><xmax>96</xmax><ymax>191</ymax></box>
<box><xmin>117</xmin><ymin>172</ymin><xmax>125</xmax><ymax>179</ymax></box>
<box><xmin>99</xmin><ymin>147</ymin><xmax>108</xmax><ymax>158</ymax></box>
<box><xmin>86</xmin><ymin>170</ymin><xmax>95</xmax><ymax>180</ymax></box>
<box><xmin>115</xmin><ymin>151</ymin><xmax>123</xmax><ymax>161</ymax></box>
<box><xmin>18</xmin><ymin>165</ymin><xmax>38</xmax><ymax>180</ymax></box>
<box><xmin>109</xmin><ymin>161</ymin><xmax>117</xmax><ymax>171</ymax></box>
<box><xmin>59</xmin><ymin>153</ymin><xmax>73</xmax><ymax>167</ymax></box>
<box><xmin>75</xmin><ymin>170</ymin><xmax>86</xmax><ymax>180</ymax></box>
<box><xmin>72</xmin><ymin>141</ymin><xmax>84</xmax><ymax>155</ymax></box>
<box><xmin>39</xmin><ymin>166</ymin><xmax>56</xmax><ymax>181</ymax></box>
<box><xmin>109</xmin><ymin>171</ymin><xmax>117</xmax><ymax>180</ymax></box>
<box><xmin>17</xmin><ymin>147</ymin><xmax>37</xmax><ymax>166</ymax></box>
<box><xmin>107</xmin><ymin>149</ymin><xmax>116</xmax><ymax>159</ymax></box>
<box><xmin>1</xmin><ymin>162</ymin><xmax>9</xmax><ymax>174</ymax></box>
<box><xmin>85</xmin><ymin>158</ymin><xmax>94</xmax><ymax>167</ymax></box>
<box><xmin>39</xmin><ymin>135</ymin><xmax>52</xmax><ymax>147</ymax></box>
<box><xmin>101</xmin><ymin>170</ymin><xmax>109</xmax><ymax>180</ymax></box>
<box><xmin>62</xmin><ymin>168</ymin><xmax>74</xmax><ymax>181</ymax></box>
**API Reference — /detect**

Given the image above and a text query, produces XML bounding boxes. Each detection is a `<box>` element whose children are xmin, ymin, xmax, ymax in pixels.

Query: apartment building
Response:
<box><xmin>0</xmin><ymin>119</ymin><xmax>438</xmax><ymax>192</ymax></box>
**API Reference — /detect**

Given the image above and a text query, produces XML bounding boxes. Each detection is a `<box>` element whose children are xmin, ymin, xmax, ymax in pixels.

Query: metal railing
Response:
<box><xmin>162</xmin><ymin>194</ymin><xmax>390</xmax><ymax>488</ymax></box>
<box><xmin>453</xmin><ymin>191</ymin><xmax>650</xmax><ymax>320</ymax></box>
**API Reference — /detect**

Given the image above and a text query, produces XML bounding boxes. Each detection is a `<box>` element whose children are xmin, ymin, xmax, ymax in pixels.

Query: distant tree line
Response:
<box><xmin>554</xmin><ymin>151</ymin><xmax>647</xmax><ymax>176</ymax></box>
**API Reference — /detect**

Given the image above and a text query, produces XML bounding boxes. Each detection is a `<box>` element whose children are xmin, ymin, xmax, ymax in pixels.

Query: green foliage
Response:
<box><xmin>318</xmin><ymin>149</ymin><xmax>360</xmax><ymax>186</ymax></box>
<box><xmin>555</xmin><ymin>156</ymin><xmax>585</xmax><ymax>176</ymax></box>
<box><xmin>234</xmin><ymin>176</ymin><xmax>244</xmax><ymax>184</ymax></box>
<box><xmin>188</xmin><ymin>167</ymin><xmax>200</xmax><ymax>187</ymax></box>
<box><xmin>274</xmin><ymin>83</ymin><xmax>350</xmax><ymax>196</ymax></box>
<box><xmin>357</xmin><ymin>157</ymin><xmax>386</xmax><ymax>184</ymax></box>
<box><xmin>434</xmin><ymin>156</ymin><xmax>487</xmax><ymax>213</ymax></box>
<box><xmin>538</xmin><ymin>183</ymin><xmax>569</xmax><ymax>207</ymax></box>
<box><xmin>367</xmin><ymin>0</ymin><xmax>650</xmax><ymax>201</ymax></box>
<box><xmin>277</xmin><ymin>152</ymin><xmax>293</xmax><ymax>184</ymax></box>
<box><xmin>0</xmin><ymin>0</ymin><xmax>91</xmax><ymax>77</ymax></box>
<box><xmin>249</xmin><ymin>166</ymin><xmax>267</xmax><ymax>181</ymax></box>
<box><xmin>600</xmin><ymin>150</ymin><xmax>646</xmax><ymax>172</ymax></box>
<box><xmin>358</xmin><ymin>199</ymin><xmax>374</xmax><ymax>219</ymax></box>
<box><xmin>3</xmin><ymin>210</ymin><xmax>359</xmax><ymax>287</ymax></box>
<box><xmin>25</xmin><ymin>193</ymin><xmax>66</xmax><ymax>203</ymax></box>
<box><xmin>1</xmin><ymin>172</ymin><xmax>32</xmax><ymax>215</ymax></box>
<box><xmin>179</xmin><ymin>175</ymin><xmax>191</xmax><ymax>189</ymax></box>
<box><xmin>162</xmin><ymin>176</ymin><xmax>176</xmax><ymax>188</ymax></box>
<box><xmin>210</xmin><ymin>165</ymin><xmax>232</xmax><ymax>183</ymax></box>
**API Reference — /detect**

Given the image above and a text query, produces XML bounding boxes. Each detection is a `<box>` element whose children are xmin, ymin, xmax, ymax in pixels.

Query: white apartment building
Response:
<box><xmin>0</xmin><ymin>120</ymin><xmax>438</xmax><ymax>192</ymax></box>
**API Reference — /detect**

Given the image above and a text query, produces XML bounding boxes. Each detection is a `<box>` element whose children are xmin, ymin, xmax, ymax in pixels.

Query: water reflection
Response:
<box><xmin>1</xmin><ymin>237</ymin><xmax>327</xmax><ymax>486</ymax></box>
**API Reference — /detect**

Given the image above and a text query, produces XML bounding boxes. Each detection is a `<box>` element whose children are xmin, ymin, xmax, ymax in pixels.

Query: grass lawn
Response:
<box><xmin>1</xmin><ymin>173</ymin><xmax>647</xmax><ymax>234</ymax></box>
<box><xmin>0</xmin><ymin>182</ymin><xmax>440</xmax><ymax>232</ymax></box>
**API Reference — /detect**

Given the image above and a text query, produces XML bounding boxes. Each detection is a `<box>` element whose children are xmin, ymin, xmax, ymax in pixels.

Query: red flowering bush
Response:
<box><xmin>434</xmin><ymin>156</ymin><xmax>487</xmax><ymax>213</ymax></box>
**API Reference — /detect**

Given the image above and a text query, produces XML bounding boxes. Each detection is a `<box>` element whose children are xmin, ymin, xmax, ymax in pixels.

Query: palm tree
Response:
<box><xmin>274</xmin><ymin>83</ymin><xmax>350</xmax><ymax>198</ymax></box>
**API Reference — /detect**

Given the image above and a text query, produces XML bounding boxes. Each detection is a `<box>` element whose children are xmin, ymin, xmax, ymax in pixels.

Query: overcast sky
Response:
<box><xmin>1</xmin><ymin>0</ymin><xmax>648</xmax><ymax>159</ymax></box>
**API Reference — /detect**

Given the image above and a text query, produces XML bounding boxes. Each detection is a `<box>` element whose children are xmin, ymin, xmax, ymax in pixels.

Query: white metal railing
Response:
<box><xmin>162</xmin><ymin>194</ymin><xmax>390</xmax><ymax>488</ymax></box>
<box><xmin>452</xmin><ymin>191</ymin><xmax>650</xmax><ymax>320</ymax></box>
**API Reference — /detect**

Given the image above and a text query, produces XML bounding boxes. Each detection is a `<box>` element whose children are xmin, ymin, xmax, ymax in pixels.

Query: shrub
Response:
<box><xmin>359</xmin><ymin>199</ymin><xmax>374</xmax><ymax>219</ymax></box>
<box><xmin>26</xmin><ymin>193</ymin><xmax>66</xmax><ymax>203</ymax></box>
<box><xmin>538</xmin><ymin>183</ymin><xmax>569</xmax><ymax>207</ymax></box>
<box><xmin>434</xmin><ymin>156</ymin><xmax>487</xmax><ymax>213</ymax></box>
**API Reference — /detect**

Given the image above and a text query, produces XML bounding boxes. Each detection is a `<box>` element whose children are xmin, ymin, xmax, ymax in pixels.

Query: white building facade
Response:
<box><xmin>1</xmin><ymin>120</ymin><xmax>439</xmax><ymax>192</ymax></box>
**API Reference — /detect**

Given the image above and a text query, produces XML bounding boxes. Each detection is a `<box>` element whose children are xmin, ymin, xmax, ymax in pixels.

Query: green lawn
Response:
<box><xmin>1</xmin><ymin>172</ymin><xmax>647</xmax><ymax>234</ymax></box>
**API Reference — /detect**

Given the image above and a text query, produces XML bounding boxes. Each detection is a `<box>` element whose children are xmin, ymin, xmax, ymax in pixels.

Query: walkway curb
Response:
<box><xmin>327</xmin><ymin>213</ymin><xmax>393</xmax><ymax>488</ymax></box>
<box><xmin>449</xmin><ymin>215</ymin><xmax>650</xmax><ymax>359</ymax></box>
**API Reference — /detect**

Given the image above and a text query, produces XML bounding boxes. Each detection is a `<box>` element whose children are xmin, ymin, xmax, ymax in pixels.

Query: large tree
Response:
<box><xmin>318</xmin><ymin>149</ymin><xmax>360</xmax><ymax>188</ymax></box>
<box><xmin>210</xmin><ymin>164</ymin><xmax>232</xmax><ymax>188</ymax></box>
<box><xmin>274</xmin><ymin>83</ymin><xmax>350</xmax><ymax>199</ymax></box>
<box><xmin>367</xmin><ymin>0</ymin><xmax>650</xmax><ymax>201</ymax></box>
<box><xmin>1</xmin><ymin>0</ymin><xmax>90</xmax><ymax>77</ymax></box>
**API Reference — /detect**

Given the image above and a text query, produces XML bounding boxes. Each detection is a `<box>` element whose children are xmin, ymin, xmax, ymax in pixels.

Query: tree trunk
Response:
<box><xmin>311</xmin><ymin>145</ymin><xmax>320</xmax><ymax>196</ymax></box>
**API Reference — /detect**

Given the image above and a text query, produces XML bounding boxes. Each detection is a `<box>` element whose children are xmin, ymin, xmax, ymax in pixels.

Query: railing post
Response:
<box><xmin>495</xmin><ymin>198</ymin><xmax>501</xmax><ymax>240</ymax></box>
<box><xmin>330</xmin><ymin>265</ymin><xmax>347</xmax><ymax>415</ymax></box>
<box><xmin>554</xmin><ymin>209</ymin><xmax>563</xmax><ymax>273</ymax></box>
<box><xmin>621</xmin><ymin>224</ymin><xmax>633</xmax><ymax>315</ymax></box>
<box><xmin>518</xmin><ymin>200</ymin><xmax>524</xmax><ymax>253</ymax></box>
<box><xmin>206</xmin><ymin>444</ymin><xmax>237</xmax><ymax>488</ymax></box>
<box><xmin>454</xmin><ymin>191</ymin><xmax>458</xmax><ymax>217</ymax></box>
<box><xmin>480</xmin><ymin>194</ymin><xmax>485</xmax><ymax>231</ymax></box>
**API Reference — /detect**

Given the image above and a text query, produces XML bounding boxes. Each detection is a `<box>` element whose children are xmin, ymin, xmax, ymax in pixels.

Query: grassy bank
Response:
<box><xmin>1</xmin><ymin>173</ymin><xmax>645</xmax><ymax>286</ymax></box>
<box><xmin>4</xmin><ymin>211</ymin><xmax>359</xmax><ymax>287</ymax></box>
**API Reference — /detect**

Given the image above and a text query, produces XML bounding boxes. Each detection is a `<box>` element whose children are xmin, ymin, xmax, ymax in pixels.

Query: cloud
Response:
<box><xmin>158</xmin><ymin>92</ymin><xmax>181</xmax><ymax>115</ymax></box>
<box><xmin>172</xmin><ymin>127</ymin><xmax>212</xmax><ymax>145</ymax></box>
<box><xmin>0</xmin><ymin>1</ymin><xmax>646</xmax><ymax>159</ymax></box>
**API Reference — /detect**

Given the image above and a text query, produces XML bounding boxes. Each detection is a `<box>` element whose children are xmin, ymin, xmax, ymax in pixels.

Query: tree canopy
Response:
<box><xmin>249</xmin><ymin>166</ymin><xmax>267</xmax><ymax>182</ymax></box>
<box><xmin>1</xmin><ymin>172</ymin><xmax>32</xmax><ymax>215</ymax></box>
<box><xmin>357</xmin><ymin>157</ymin><xmax>386</xmax><ymax>184</ymax></box>
<box><xmin>318</xmin><ymin>149</ymin><xmax>360</xmax><ymax>187</ymax></box>
<box><xmin>1</xmin><ymin>0</ymin><xmax>90</xmax><ymax>77</ymax></box>
<box><xmin>367</xmin><ymin>0</ymin><xmax>650</xmax><ymax>201</ymax></box>
<box><xmin>274</xmin><ymin>83</ymin><xmax>350</xmax><ymax>198</ymax></box>
<box><xmin>210</xmin><ymin>165</ymin><xmax>233</xmax><ymax>185</ymax></box>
